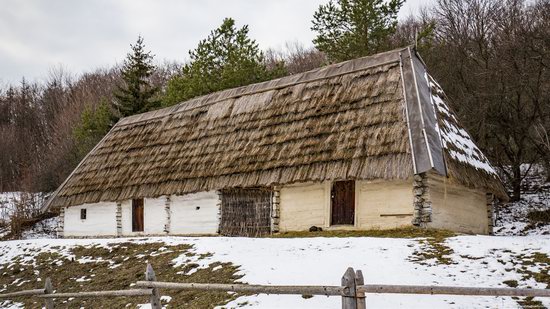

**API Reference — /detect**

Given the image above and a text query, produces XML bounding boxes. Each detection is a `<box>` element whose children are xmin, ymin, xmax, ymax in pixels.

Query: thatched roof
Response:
<box><xmin>45</xmin><ymin>47</ymin><xmax>507</xmax><ymax>210</ymax></box>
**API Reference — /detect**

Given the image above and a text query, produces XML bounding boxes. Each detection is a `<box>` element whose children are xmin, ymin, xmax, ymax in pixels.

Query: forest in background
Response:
<box><xmin>0</xmin><ymin>0</ymin><xmax>549</xmax><ymax>202</ymax></box>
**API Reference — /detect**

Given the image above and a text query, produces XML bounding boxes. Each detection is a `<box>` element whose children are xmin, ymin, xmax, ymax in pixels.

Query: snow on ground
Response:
<box><xmin>495</xmin><ymin>165</ymin><xmax>550</xmax><ymax>236</ymax></box>
<box><xmin>0</xmin><ymin>193</ymin><xmax>19</xmax><ymax>225</ymax></box>
<box><xmin>1</xmin><ymin>235</ymin><xmax>550</xmax><ymax>308</ymax></box>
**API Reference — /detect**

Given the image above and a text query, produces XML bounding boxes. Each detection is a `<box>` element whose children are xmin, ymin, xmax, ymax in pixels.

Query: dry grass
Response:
<box><xmin>527</xmin><ymin>209</ymin><xmax>550</xmax><ymax>224</ymax></box>
<box><xmin>0</xmin><ymin>242</ymin><xmax>241</xmax><ymax>308</ymax></box>
<box><xmin>271</xmin><ymin>227</ymin><xmax>455</xmax><ymax>239</ymax></box>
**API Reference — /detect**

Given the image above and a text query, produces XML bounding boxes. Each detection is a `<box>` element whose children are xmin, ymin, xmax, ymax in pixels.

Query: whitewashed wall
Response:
<box><xmin>279</xmin><ymin>180</ymin><xmax>414</xmax><ymax>232</ymax></box>
<box><xmin>121</xmin><ymin>197</ymin><xmax>168</xmax><ymax>236</ymax></box>
<box><xmin>63</xmin><ymin>202</ymin><xmax>117</xmax><ymax>237</ymax></box>
<box><xmin>356</xmin><ymin>179</ymin><xmax>414</xmax><ymax>229</ymax></box>
<box><xmin>427</xmin><ymin>174</ymin><xmax>489</xmax><ymax>234</ymax></box>
<box><xmin>279</xmin><ymin>182</ymin><xmax>327</xmax><ymax>231</ymax></box>
<box><xmin>170</xmin><ymin>191</ymin><xmax>219</xmax><ymax>235</ymax></box>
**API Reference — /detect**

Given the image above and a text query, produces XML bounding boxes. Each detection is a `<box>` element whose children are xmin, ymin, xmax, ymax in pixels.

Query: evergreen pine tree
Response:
<box><xmin>311</xmin><ymin>0</ymin><xmax>404</xmax><ymax>62</ymax></box>
<box><xmin>114</xmin><ymin>36</ymin><xmax>160</xmax><ymax>117</ymax></box>
<box><xmin>72</xmin><ymin>99</ymin><xmax>114</xmax><ymax>159</ymax></box>
<box><xmin>163</xmin><ymin>18</ymin><xmax>286</xmax><ymax>106</ymax></box>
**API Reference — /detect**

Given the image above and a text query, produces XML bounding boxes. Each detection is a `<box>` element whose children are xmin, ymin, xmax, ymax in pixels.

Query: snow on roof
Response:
<box><xmin>427</xmin><ymin>75</ymin><xmax>498</xmax><ymax>176</ymax></box>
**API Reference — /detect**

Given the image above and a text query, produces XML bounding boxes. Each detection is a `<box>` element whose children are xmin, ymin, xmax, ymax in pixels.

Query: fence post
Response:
<box><xmin>342</xmin><ymin>267</ymin><xmax>357</xmax><ymax>309</ymax></box>
<box><xmin>44</xmin><ymin>277</ymin><xmax>54</xmax><ymax>309</ymax></box>
<box><xmin>146</xmin><ymin>263</ymin><xmax>162</xmax><ymax>309</ymax></box>
<box><xmin>355</xmin><ymin>270</ymin><xmax>366</xmax><ymax>309</ymax></box>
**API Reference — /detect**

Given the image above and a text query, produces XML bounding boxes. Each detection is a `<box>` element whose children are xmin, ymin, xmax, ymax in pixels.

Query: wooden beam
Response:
<box><xmin>135</xmin><ymin>281</ymin><xmax>344</xmax><ymax>296</ymax></box>
<box><xmin>39</xmin><ymin>289</ymin><xmax>152</xmax><ymax>298</ymax></box>
<box><xmin>355</xmin><ymin>270</ymin><xmax>366</xmax><ymax>309</ymax></box>
<box><xmin>359</xmin><ymin>284</ymin><xmax>550</xmax><ymax>297</ymax></box>
<box><xmin>0</xmin><ymin>289</ymin><xmax>45</xmax><ymax>298</ymax></box>
<box><xmin>146</xmin><ymin>263</ymin><xmax>162</xmax><ymax>309</ymax></box>
<box><xmin>341</xmin><ymin>267</ymin><xmax>357</xmax><ymax>309</ymax></box>
<box><xmin>44</xmin><ymin>278</ymin><xmax>53</xmax><ymax>309</ymax></box>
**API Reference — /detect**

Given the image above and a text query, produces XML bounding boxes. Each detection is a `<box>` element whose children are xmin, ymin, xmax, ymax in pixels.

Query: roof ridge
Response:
<box><xmin>116</xmin><ymin>47</ymin><xmax>410</xmax><ymax>127</ymax></box>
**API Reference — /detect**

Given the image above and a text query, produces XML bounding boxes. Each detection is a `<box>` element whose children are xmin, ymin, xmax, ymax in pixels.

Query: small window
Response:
<box><xmin>80</xmin><ymin>208</ymin><xmax>87</xmax><ymax>220</ymax></box>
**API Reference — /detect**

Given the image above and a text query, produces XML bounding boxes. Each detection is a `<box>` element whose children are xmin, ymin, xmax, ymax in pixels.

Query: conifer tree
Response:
<box><xmin>72</xmin><ymin>99</ymin><xmax>114</xmax><ymax>159</ymax></box>
<box><xmin>311</xmin><ymin>0</ymin><xmax>404</xmax><ymax>62</ymax></box>
<box><xmin>164</xmin><ymin>18</ymin><xmax>286</xmax><ymax>106</ymax></box>
<box><xmin>114</xmin><ymin>36</ymin><xmax>160</xmax><ymax>117</ymax></box>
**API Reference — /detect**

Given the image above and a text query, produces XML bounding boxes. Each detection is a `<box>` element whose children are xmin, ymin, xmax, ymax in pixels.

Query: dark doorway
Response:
<box><xmin>331</xmin><ymin>180</ymin><xmax>355</xmax><ymax>225</ymax></box>
<box><xmin>132</xmin><ymin>198</ymin><xmax>144</xmax><ymax>232</ymax></box>
<box><xmin>220</xmin><ymin>188</ymin><xmax>272</xmax><ymax>237</ymax></box>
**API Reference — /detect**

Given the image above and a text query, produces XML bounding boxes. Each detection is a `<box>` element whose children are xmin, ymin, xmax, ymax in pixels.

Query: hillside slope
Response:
<box><xmin>1</xmin><ymin>235</ymin><xmax>550</xmax><ymax>308</ymax></box>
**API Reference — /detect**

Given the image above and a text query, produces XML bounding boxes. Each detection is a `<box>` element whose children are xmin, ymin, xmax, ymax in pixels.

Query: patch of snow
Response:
<box><xmin>426</xmin><ymin>75</ymin><xmax>498</xmax><ymax>176</ymax></box>
<box><xmin>160</xmin><ymin>295</ymin><xmax>172</xmax><ymax>302</ymax></box>
<box><xmin>21</xmin><ymin>216</ymin><xmax>58</xmax><ymax>239</ymax></box>
<box><xmin>75</xmin><ymin>276</ymin><xmax>91</xmax><ymax>282</ymax></box>
<box><xmin>495</xmin><ymin>164</ymin><xmax>550</xmax><ymax>236</ymax></box>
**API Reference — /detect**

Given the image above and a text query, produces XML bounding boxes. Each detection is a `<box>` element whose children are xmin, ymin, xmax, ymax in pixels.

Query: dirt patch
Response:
<box><xmin>0</xmin><ymin>241</ymin><xmax>242</xmax><ymax>308</ymax></box>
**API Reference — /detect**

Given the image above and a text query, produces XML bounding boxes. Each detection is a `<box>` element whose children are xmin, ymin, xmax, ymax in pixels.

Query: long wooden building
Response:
<box><xmin>44</xmin><ymin>47</ymin><xmax>508</xmax><ymax>237</ymax></box>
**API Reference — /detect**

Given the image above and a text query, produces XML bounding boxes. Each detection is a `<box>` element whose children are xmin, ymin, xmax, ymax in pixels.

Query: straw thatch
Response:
<box><xmin>50</xmin><ymin>57</ymin><xmax>412</xmax><ymax>208</ymax></box>
<box><xmin>47</xmin><ymin>47</ymin><xmax>507</xmax><ymax>209</ymax></box>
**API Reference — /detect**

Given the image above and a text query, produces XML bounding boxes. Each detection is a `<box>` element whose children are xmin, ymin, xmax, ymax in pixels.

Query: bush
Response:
<box><xmin>527</xmin><ymin>209</ymin><xmax>550</xmax><ymax>224</ymax></box>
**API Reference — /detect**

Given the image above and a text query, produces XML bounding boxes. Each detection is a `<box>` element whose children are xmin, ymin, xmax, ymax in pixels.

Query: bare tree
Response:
<box><xmin>421</xmin><ymin>0</ymin><xmax>550</xmax><ymax>200</ymax></box>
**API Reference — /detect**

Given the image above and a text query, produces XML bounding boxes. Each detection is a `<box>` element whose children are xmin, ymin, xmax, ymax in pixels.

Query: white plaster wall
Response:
<box><xmin>170</xmin><ymin>191</ymin><xmax>219</xmax><ymax>235</ymax></box>
<box><xmin>63</xmin><ymin>202</ymin><xmax>117</xmax><ymax>237</ymax></box>
<box><xmin>279</xmin><ymin>182</ymin><xmax>327</xmax><ymax>232</ymax></box>
<box><xmin>121</xmin><ymin>197</ymin><xmax>167</xmax><ymax>236</ymax></box>
<box><xmin>428</xmin><ymin>174</ymin><xmax>489</xmax><ymax>234</ymax></box>
<box><xmin>356</xmin><ymin>179</ymin><xmax>414</xmax><ymax>229</ymax></box>
<box><xmin>120</xmin><ymin>200</ymin><xmax>132</xmax><ymax>235</ymax></box>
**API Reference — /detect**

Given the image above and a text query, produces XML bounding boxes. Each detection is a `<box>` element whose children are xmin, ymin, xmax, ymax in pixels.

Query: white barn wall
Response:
<box><xmin>427</xmin><ymin>174</ymin><xmax>489</xmax><ymax>234</ymax></box>
<box><xmin>170</xmin><ymin>191</ymin><xmax>219</xmax><ymax>235</ymax></box>
<box><xmin>144</xmin><ymin>197</ymin><xmax>167</xmax><ymax>234</ymax></box>
<box><xmin>121</xmin><ymin>197</ymin><xmax>168</xmax><ymax>236</ymax></box>
<box><xmin>120</xmin><ymin>200</ymin><xmax>132</xmax><ymax>235</ymax></box>
<box><xmin>279</xmin><ymin>182</ymin><xmax>327</xmax><ymax>231</ymax></box>
<box><xmin>63</xmin><ymin>202</ymin><xmax>117</xmax><ymax>237</ymax></box>
<box><xmin>279</xmin><ymin>180</ymin><xmax>414</xmax><ymax>232</ymax></box>
<box><xmin>356</xmin><ymin>179</ymin><xmax>414</xmax><ymax>229</ymax></box>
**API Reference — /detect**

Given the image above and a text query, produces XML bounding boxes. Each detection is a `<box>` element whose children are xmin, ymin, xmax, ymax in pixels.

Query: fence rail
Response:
<box><xmin>2</xmin><ymin>264</ymin><xmax>550</xmax><ymax>309</ymax></box>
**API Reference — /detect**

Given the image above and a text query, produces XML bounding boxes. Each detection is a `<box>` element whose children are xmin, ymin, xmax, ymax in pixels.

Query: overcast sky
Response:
<box><xmin>0</xmin><ymin>0</ymin><xmax>432</xmax><ymax>84</ymax></box>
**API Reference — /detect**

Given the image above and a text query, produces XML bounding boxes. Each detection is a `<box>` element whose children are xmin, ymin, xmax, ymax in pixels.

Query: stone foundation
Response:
<box><xmin>486</xmin><ymin>193</ymin><xmax>495</xmax><ymax>235</ymax></box>
<box><xmin>164</xmin><ymin>196</ymin><xmax>171</xmax><ymax>234</ymax></box>
<box><xmin>57</xmin><ymin>207</ymin><xmax>65</xmax><ymax>238</ymax></box>
<box><xmin>412</xmin><ymin>173</ymin><xmax>432</xmax><ymax>227</ymax></box>
<box><xmin>271</xmin><ymin>186</ymin><xmax>281</xmax><ymax>233</ymax></box>
<box><xmin>116</xmin><ymin>202</ymin><xmax>122</xmax><ymax>236</ymax></box>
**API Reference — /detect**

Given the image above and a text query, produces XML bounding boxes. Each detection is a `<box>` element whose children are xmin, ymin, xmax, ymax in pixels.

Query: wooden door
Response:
<box><xmin>220</xmin><ymin>188</ymin><xmax>272</xmax><ymax>237</ymax></box>
<box><xmin>331</xmin><ymin>180</ymin><xmax>355</xmax><ymax>225</ymax></box>
<box><xmin>132</xmin><ymin>198</ymin><xmax>144</xmax><ymax>232</ymax></box>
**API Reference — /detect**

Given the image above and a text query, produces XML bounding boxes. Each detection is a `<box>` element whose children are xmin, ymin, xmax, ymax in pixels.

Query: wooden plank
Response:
<box><xmin>146</xmin><ymin>264</ymin><xmax>162</xmax><ymax>309</ymax></box>
<box><xmin>341</xmin><ymin>267</ymin><xmax>357</xmax><ymax>309</ymax></box>
<box><xmin>331</xmin><ymin>181</ymin><xmax>355</xmax><ymax>225</ymax></box>
<box><xmin>355</xmin><ymin>270</ymin><xmax>366</xmax><ymax>309</ymax></box>
<box><xmin>135</xmin><ymin>281</ymin><xmax>344</xmax><ymax>296</ymax></box>
<box><xmin>0</xmin><ymin>289</ymin><xmax>45</xmax><ymax>298</ymax></box>
<box><xmin>39</xmin><ymin>289</ymin><xmax>152</xmax><ymax>298</ymax></box>
<box><xmin>358</xmin><ymin>284</ymin><xmax>550</xmax><ymax>297</ymax></box>
<box><xmin>44</xmin><ymin>278</ymin><xmax>53</xmax><ymax>309</ymax></box>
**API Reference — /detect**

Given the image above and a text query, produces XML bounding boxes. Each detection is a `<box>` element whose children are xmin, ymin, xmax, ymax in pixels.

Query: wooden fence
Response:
<box><xmin>2</xmin><ymin>264</ymin><xmax>550</xmax><ymax>308</ymax></box>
